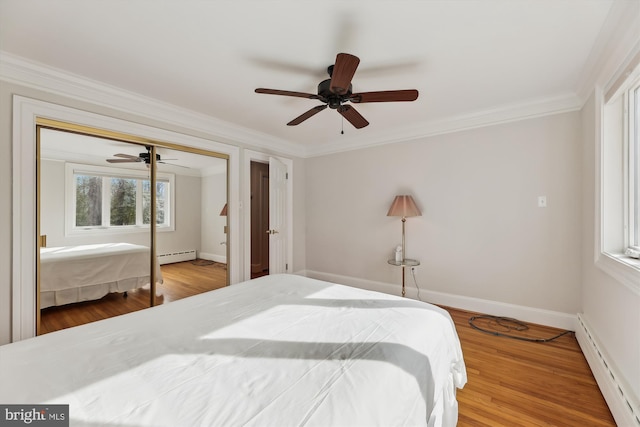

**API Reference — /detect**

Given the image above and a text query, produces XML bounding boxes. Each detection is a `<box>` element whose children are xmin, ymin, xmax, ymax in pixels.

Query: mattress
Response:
<box><xmin>0</xmin><ymin>274</ymin><xmax>466</xmax><ymax>426</ymax></box>
<box><xmin>40</xmin><ymin>243</ymin><xmax>162</xmax><ymax>308</ymax></box>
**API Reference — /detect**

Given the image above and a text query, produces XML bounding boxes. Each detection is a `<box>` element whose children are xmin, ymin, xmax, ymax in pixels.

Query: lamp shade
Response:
<box><xmin>387</xmin><ymin>195</ymin><xmax>421</xmax><ymax>217</ymax></box>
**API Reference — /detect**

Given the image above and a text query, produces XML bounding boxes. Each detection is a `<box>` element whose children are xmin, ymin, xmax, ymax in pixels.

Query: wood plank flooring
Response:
<box><xmin>39</xmin><ymin>267</ymin><xmax>615</xmax><ymax>425</ymax></box>
<box><xmin>39</xmin><ymin>259</ymin><xmax>227</xmax><ymax>334</ymax></box>
<box><xmin>448</xmin><ymin>307</ymin><xmax>615</xmax><ymax>426</ymax></box>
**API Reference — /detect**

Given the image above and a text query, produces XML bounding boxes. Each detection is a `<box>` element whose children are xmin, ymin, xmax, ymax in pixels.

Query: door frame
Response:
<box><xmin>12</xmin><ymin>95</ymin><xmax>241</xmax><ymax>342</ymax></box>
<box><xmin>243</xmin><ymin>150</ymin><xmax>293</xmax><ymax>281</ymax></box>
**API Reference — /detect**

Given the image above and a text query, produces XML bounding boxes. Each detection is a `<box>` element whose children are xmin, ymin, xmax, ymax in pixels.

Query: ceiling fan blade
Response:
<box><xmin>330</xmin><ymin>53</ymin><xmax>360</xmax><ymax>95</ymax></box>
<box><xmin>113</xmin><ymin>153</ymin><xmax>141</xmax><ymax>160</ymax></box>
<box><xmin>349</xmin><ymin>89</ymin><xmax>419</xmax><ymax>103</ymax></box>
<box><xmin>255</xmin><ymin>88</ymin><xmax>322</xmax><ymax>100</ymax></box>
<box><xmin>158</xmin><ymin>161</ymin><xmax>189</xmax><ymax>169</ymax></box>
<box><xmin>287</xmin><ymin>105</ymin><xmax>328</xmax><ymax>126</ymax></box>
<box><xmin>337</xmin><ymin>105</ymin><xmax>369</xmax><ymax>129</ymax></box>
<box><xmin>107</xmin><ymin>158</ymin><xmax>139</xmax><ymax>163</ymax></box>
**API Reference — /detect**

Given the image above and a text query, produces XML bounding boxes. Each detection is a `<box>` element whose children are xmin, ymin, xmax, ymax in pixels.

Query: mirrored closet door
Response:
<box><xmin>37</xmin><ymin>123</ymin><xmax>228</xmax><ymax>335</ymax></box>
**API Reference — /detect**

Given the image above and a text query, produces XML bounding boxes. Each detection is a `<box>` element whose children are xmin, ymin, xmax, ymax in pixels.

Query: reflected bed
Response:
<box><xmin>1</xmin><ymin>274</ymin><xmax>466</xmax><ymax>426</ymax></box>
<box><xmin>40</xmin><ymin>243</ymin><xmax>163</xmax><ymax>308</ymax></box>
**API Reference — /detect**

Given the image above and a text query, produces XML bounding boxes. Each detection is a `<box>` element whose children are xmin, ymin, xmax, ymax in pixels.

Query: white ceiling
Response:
<box><xmin>0</xmin><ymin>0</ymin><xmax>628</xmax><ymax>157</ymax></box>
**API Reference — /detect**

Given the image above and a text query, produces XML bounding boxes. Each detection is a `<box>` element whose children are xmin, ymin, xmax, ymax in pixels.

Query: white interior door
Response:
<box><xmin>268</xmin><ymin>156</ymin><xmax>287</xmax><ymax>274</ymax></box>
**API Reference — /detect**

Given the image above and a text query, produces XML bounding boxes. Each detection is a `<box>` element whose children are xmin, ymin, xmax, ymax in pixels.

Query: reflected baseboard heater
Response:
<box><xmin>157</xmin><ymin>249</ymin><xmax>196</xmax><ymax>265</ymax></box>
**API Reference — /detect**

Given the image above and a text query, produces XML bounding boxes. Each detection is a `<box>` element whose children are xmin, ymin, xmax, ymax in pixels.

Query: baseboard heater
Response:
<box><xmin>157</xmin><ymin>249</ymin><xmax>196</xmax><ymax>265</ymax></box>
<box><xmin>576</xmin><ymin>314</ymin><xmax>640</xmax><ymax>426</ymax></box>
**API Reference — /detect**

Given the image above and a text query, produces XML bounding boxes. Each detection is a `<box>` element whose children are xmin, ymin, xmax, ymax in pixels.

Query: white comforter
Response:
<box><xmin>0</xmin><ymin>274</ymin><xmax>466</xmax><ymax>426</ymax></box>
<box><xmin>40</xmin><ymin>243</ymin><xmax>162</xmax><ymax>308</ymax></box>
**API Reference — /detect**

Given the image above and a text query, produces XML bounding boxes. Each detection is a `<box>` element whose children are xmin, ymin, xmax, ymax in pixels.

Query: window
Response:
<box><xmin>629</xmin><ymin>81</ymin><xmax>640</xmax><ymax>251</ymax></box>
<box><xmin>599</xmin><ymin>59</ymin><xmax>640</xmax><ymax>290</ymax></box>
<box><xmin>67</xmin><ymin>163</ymin><xmax>174</xmax><ymax>234</ymax></box>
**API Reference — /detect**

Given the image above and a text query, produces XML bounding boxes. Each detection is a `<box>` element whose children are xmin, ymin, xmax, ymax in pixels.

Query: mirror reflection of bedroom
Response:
<box><xmin>38</xmin><ymin>126</ymin><xmax>229</xmax><ymax>335</ymax></box>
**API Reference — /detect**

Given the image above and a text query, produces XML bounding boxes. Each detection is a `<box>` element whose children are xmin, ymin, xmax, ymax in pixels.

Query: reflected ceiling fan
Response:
<box><xmin>106</xmin><ymin>146</ymin><xmax>187</xmax><ymax>168</ymax></box>
<box><xmin>255</xmin><ymin>53</ymin><xmax>419</xmax><ymax>129</ymax></box>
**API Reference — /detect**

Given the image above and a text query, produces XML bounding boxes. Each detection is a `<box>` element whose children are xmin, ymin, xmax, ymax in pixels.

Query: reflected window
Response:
<box><xmin>143</xmin><ymin>180</ymin><xmax>168</xmax><ymax>225</ymax></box>
<box><xmin>110</xmin><ymin>177</ymin><xmax>137</xmax><ymax>226</ymax></box>
<box><xmin>67</xmin><ymin>163</ymin><xmax>174</xmax><ymax>234</ymax></box>
<box><xmin>75</xmin><ymin>175</ymin><xmax>102</xmax><ymax>226</ymax></box>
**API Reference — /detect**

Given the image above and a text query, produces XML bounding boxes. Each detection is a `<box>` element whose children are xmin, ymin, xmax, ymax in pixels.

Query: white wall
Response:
<box><xmin>162</xmin><ymin>174</ymin><xmax>202</xmax><ymax>254</ymax></box>
<box><xmin>292</xmin><ymin>157</ymin><xmax>306</xmax><ymax>273</ymax></box>
<box><xmin>200</xmin><ymin>168</ymin><xmax>227</xmax><ymax>262</ymax></box>
<box><xmin>40</xmin><ymin>159</ymin><xmax>67</xmax><ymax>246</ymax></box>
<box><xmin>0</xmin><ymin>86</ymin><xmax>12</xmax><ymax>345</ymax></box>
<box><xmin>305</xmin><ymin>112</ymin><xmax>583</xmax><ymax>315</ymax></box>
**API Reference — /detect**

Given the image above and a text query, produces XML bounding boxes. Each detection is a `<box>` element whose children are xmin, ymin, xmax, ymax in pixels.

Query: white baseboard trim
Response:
<box><xmin>299</xmin><ymin>270</ymin><xmax>577</xmax><ymax>331</ymax></box>
<box><xmin>198</xmin><ymin>252</ymin><xmax>226</xmax><ymax>264</ymax></box>
<box><xmin>576</xmin><ymin>314</ymin><xmax>640</xmax><ymax>426</ymax></box>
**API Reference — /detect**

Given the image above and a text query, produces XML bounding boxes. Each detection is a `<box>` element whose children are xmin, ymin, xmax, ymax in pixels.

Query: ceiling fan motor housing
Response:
<box><xmin>318</xmin><ymin>79</ymin><xmax>352</xmax><ymax>109</ymax></box>
<box><xmin>139</xmin><ymin>152</ymin><xmax>161</xmax><ymax>163</ymax></box>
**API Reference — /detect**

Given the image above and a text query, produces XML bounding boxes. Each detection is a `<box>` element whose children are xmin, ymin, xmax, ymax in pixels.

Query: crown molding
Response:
<box><xmin>0</xmin><ymin>51</ymin><xmax>592</xmax><ymax>160</ymax></box>
<box><xmin>0</xmin><ymin>52</ymin><xmax>306</xmax><ymax>158</ymax></box>
<box><xmin>304</xmin><ymin>93</ymin><xmax>583</xmax><ymax>157</ymax></box>
<box><xmin>575</xmin><ymin>0</ymin><xmax>640</xmax><ymax>104</ymax></box>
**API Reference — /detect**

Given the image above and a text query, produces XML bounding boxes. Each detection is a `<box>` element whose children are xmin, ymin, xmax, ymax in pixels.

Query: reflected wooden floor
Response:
<box><xmin>40</xmin><ymin>259</ymin><xmax>227</xmax><ymax>335</ymax></box>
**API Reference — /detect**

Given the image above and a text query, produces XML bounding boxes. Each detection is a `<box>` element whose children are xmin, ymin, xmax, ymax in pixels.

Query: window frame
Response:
<box><xmin>597</xmin><ymin>63</ymin><xmax>640</xmax><ymax>294</ymax></box>
<box><xmin>65</xmin><ymin>162</ymin><xmax>175</xmax><ymax>236</ymax></box>
<box><xmin>627</xmin><ymin>80</ymin><xmax>640</xmax><ymax>251</ymax></box>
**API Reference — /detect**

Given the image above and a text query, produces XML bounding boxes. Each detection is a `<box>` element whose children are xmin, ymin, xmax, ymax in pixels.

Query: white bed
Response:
<box><xmin>40</xmin><ymin>243</ymin><xmax>163</xmax><ymax>308</ymax></box>
<box><xmin>0</xmin><ymin>274</ymin><xmax>466</xmax><ymax>426</ymax></box>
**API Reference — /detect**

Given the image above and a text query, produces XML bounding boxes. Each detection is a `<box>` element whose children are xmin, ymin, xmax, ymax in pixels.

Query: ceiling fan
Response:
<box><xmin>106</xmin><ymin>147</ymin><xmax>186</xmax><ymax>168</ymax></box>
<box><xmin>255</xmin><ymin>53</ymin><xmax>419</xmax><ymax>129</ymax></box>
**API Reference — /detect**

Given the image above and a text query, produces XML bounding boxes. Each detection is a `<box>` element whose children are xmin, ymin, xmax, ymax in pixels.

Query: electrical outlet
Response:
<box><xmin>538</xmin><ymin>196</ymin><xmax>547</xmax><ymax>208</ymax></box>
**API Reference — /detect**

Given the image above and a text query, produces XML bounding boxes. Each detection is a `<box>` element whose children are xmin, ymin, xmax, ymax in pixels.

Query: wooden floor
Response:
<box><xmin>40</xmin><ymin>268</ymin><xmax>614</xmax><ymax>425</ymax></box>
<box><xmin>40</xmin><ymin>259</ymin><xmax>227</xmax><ymax>334</ymax></box>
<box><xmin>448</xmin><ymin>307</ymin><xmax>615</xmax><ymax>426</ymax></box>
